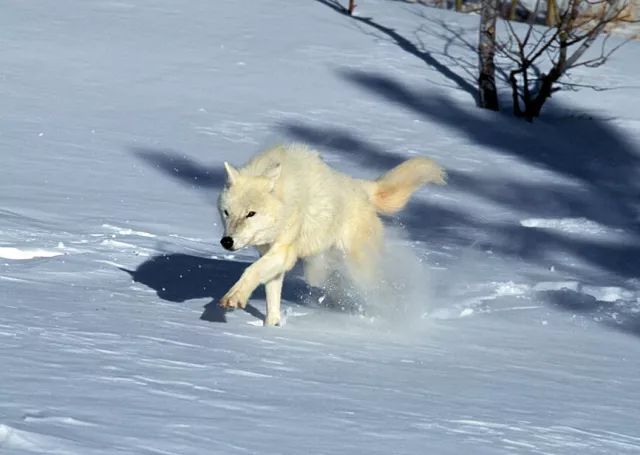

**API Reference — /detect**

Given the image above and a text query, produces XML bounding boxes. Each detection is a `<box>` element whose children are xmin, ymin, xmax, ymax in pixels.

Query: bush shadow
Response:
<box><xmin>131</xmin><ymin>147</ymin><xmax>226</xmax><ymax>190</ymax></box>
<box><xmin>279</xmin><ymin>71</ymin><xmax>640</xmax><ymax>284</ymax></box>
<box><xmin>279</xmin><ymin>112</ymin><xmax>640</xmax><ymax>337</ymax></box>
<box><xmin>541</xmin><ymin>289</ymin><xmax>640</xmax><ymax>339</ymax></box>
<box><xmin>313</xmin><ymin>0</ymin><xmax>478</xmax><ymax>102</ymax></box>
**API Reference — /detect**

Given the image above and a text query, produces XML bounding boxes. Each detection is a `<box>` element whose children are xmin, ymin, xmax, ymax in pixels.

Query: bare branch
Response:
<box><xmin>496</xmin><ymin>0</ymin><xmax>631</xmax><ymax>120</ymax></box>
<box><xmin>563</xmin><ymin>1</ymin><xmax>623</xmax><ymax>70</ymax></box>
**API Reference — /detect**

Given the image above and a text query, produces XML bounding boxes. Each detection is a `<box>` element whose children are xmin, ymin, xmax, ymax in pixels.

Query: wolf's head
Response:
<box><xmin>217</xmin><ymin>162</ymin><xmax>284</xmax><ymax>251</ymax></box>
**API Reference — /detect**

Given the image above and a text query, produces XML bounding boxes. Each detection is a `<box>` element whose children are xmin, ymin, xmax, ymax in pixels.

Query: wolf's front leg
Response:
<box><xmin>218</xmin><ymin>279</ymin><xmax>251</xmax><ymax>310</ymax></box>
<box><xmin>219</xmin><ymin>244</ymin><xmax>296</xmax><ymax>316</ymax></box>
<box><xmin>264</xmin><ymin>273</ymin><xmax>284</xmax><ymax>326</ymax></box>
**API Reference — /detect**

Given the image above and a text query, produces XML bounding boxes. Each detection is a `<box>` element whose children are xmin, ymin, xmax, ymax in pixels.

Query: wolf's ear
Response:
<box><xmin>264</xmin><ymin>163</ymin><xmax>281</xmax><ymax>191</ymax></box>
<box><xmin>224</xmin><ymin>162</ymin><xmax>240</xmax><ymax>186</ymax></box>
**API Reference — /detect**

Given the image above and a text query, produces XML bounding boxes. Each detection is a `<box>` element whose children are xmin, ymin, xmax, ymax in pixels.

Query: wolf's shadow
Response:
<box><xmin>122</xmin><ymin>254</ymin><xmax>315</xmax><ymax>323</ymax></box>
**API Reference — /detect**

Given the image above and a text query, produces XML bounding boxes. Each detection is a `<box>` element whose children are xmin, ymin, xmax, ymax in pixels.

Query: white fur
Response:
<box><xmin>217</xmin><ymin>144</ymin><xmax>445</xmax><ymax>326</ymax></box>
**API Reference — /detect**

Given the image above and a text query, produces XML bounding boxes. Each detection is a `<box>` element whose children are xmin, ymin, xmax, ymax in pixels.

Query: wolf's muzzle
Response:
<box><xmin>220</xmin><ymin>236</ymin><xmax>234</xmax><ymax>250</ymax></box>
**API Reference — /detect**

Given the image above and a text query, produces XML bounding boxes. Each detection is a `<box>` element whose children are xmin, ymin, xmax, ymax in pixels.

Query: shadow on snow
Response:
<box><xmin>121</xmin><ymin>254</ymin><xmax>313</xmax><ymax>324</ymax></box>
<box><xmin>312</xmin><ymin>0</ymin><xmax>478</xmax><ymax>102</ymax></box>
<box><xmin>542</xmin><ymin>289</ymin><xmax>640</xmax><ymax>339</ymax></box>
<box><xmin>132</xmin><ymin>147</ymin><xmax>227</xmax><ymax>190</ymax></box>
<box><xmin>279</xmin><ymin>69</ymin><xmax>640</xmax><ymax>283</ymax></box>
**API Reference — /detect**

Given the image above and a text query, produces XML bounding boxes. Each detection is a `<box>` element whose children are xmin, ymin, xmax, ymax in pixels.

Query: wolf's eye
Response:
<box><xmin>246</xmin><ymin>211</ymin><xmax>256</xmax><ymax>218</ymax></box>
<box><xmin>223</xmin><ymin>210</ymin><xmax>229</xmax><ymax>217</ymax></box>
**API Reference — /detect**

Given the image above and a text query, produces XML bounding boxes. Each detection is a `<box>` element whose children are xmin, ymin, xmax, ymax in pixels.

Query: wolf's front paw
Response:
<box><xmin>263</xmin><ymin>314</ymin><xmax>281</xmax><ymax>327</ymax></box>
<box><xmin>219</xmin><ymin>288</ymin><xmax>249</xmax><ymax>310</ymax></box>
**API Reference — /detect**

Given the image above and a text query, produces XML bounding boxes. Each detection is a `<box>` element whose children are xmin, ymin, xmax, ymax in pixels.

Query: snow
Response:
<box><xmin>1</xmin><ymin>0</ymin><xmax>640</xmax><ymax>453</ymax></box>
<box><xmin>520</xmin><ymin>217</ymin><xmax>629</xmax><ymax>237</ymax></box>
<box><xmin>0</xmin><ymin>247</ymin><xmax>64</xmax><ymax>260</ymax></box>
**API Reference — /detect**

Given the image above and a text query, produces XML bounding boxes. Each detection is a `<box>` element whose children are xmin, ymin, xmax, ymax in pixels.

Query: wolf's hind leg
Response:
<box><xmin>344</xmin><ymin>213</ymin><xmax>383</xmax><ymax>287</ymax></box>
<box><xmin>303</xmin><ymin>253</ymin><xmax>331</xmax><ymax>288</ymax></box>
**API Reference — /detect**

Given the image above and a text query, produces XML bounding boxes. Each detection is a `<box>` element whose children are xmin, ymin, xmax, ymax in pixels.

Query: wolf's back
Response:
<box><xmin>362</xmin><ymin>157</ymin><xmax>446</xmax><ymax>215</ymax></box>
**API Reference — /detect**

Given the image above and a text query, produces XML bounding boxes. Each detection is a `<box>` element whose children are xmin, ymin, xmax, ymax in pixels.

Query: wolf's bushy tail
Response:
<box><xmin>363</xmin><ymin>157</ymin><xmax>446</xmax><ymax>215</ymax></box>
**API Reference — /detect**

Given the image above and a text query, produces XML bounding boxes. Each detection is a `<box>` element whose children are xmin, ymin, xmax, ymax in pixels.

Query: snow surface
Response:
<box><xmin>0</xmin><ymin>247</ymin><xmax>64</xmax><ymax>261</ymax></box>
<box><xmin>1</xmin><ymin>0</ymin><xmax>640</xmax><ymax>454</ymax></box>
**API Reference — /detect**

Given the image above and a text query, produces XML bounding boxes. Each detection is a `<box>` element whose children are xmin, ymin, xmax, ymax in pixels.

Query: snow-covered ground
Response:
<box><xmin>2</xmin><ymin>0</ymin><xmax>640</xmax><ymax>453</ymax></box>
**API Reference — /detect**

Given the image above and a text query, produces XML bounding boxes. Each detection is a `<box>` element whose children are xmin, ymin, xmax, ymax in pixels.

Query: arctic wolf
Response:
<box><xmin>217</xmin><ymin>144</ymin><xmax>446</xmax><ymax>326</ymax></box>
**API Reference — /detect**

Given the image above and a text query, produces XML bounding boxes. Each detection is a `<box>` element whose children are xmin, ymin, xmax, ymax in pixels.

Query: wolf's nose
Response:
<box><xmin>220</xmin><ymin>236</ymin><xmax>234</xmax><ymax>250</ymax></box>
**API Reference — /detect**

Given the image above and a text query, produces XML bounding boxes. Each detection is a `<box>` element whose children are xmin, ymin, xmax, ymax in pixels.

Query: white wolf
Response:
<box><xmin>217</xmin><ymin>144</ymin><xmax>446</xmax><ymax>326</ymax></box>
